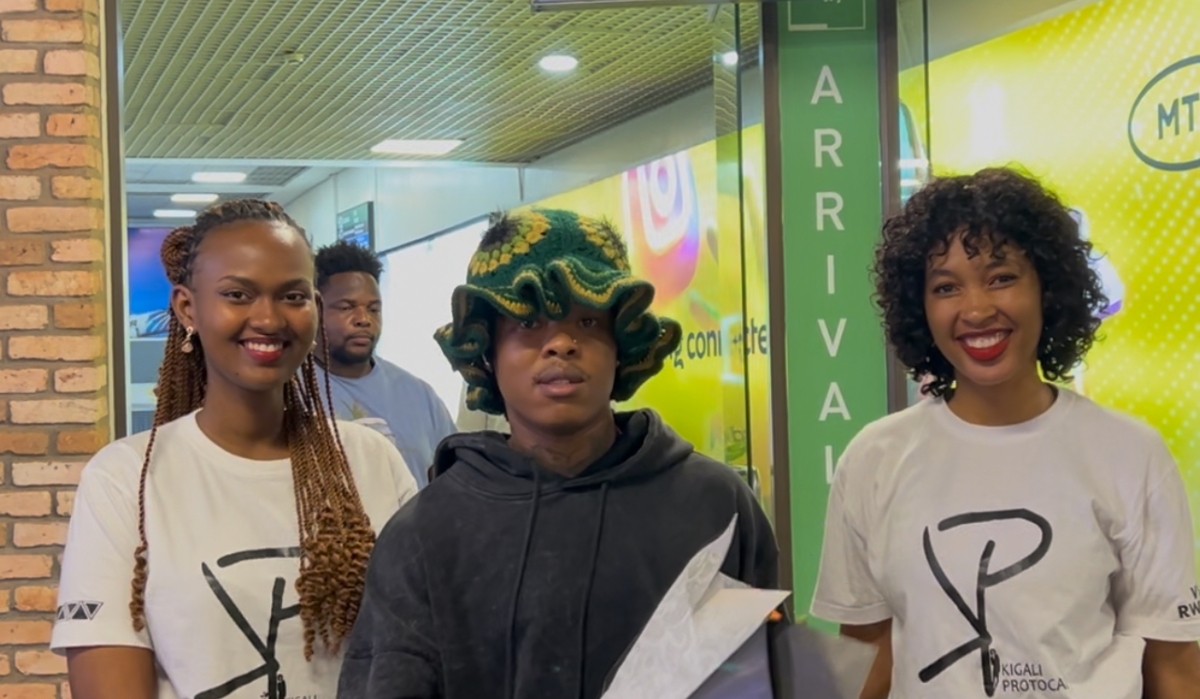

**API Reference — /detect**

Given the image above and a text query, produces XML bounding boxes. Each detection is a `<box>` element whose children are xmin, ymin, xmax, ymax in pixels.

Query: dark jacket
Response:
<box><xmin>338</xmin><ymin>409</ymin><xmax>779</xmax><ymax>699</ymax></box>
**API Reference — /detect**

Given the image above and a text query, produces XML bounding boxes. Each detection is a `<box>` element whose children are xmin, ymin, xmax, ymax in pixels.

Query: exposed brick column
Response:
<box><xmin>0</xmin><ymin>0</ymin><xmax>109</xmax><ymax>696</ymax></box>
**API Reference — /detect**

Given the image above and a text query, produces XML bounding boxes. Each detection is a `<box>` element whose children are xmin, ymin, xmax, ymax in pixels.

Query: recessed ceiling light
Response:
<box><xmin>721</xmin><ymin>51</ymin><xmax>738</xmax><ymax>67</ymax></box>
<box><xmin>192</xmin><ymin>172</ymin><xmax>247</xmax><ymax>184</ymax></box>
<box><xmin>370</xmin><ymin>139</ymin><xmax>464</xmax><ymax>156</ymax></box>
<box><xmin>171</xmin><ymin>193</ymin><xmax>219</xmax><ymax>204</ymax></box>
<box><xmin>154</xmin><ymin>209</ymin><xmax>197</xmax><ymax>219</ymax></box>
<box><xmin>539</xmin><ymin>54</ymin><xmax>578</xmax><ymax>72</ymax></box>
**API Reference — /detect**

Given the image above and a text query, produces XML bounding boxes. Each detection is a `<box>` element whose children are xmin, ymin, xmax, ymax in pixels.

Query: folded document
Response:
<box><xmin>601</xmin><ymin>516</ymin><xmax>875</xmax><ymax>699</ymax></box>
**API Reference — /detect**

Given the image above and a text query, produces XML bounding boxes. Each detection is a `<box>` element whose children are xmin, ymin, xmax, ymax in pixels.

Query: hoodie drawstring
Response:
<box><xmin>505</xmin><ymin>476</ymin><xmax>611</xmax><ymax>699</ymax></box>
<box><xmin>576</xmin><ymin>482</ymin><xmax>609</xmax><ymax>699</ymax></box>
<box><xmin>506</xmin><ymin>467</ymin><xmax>542</xmax><ymax>699</ymax></box>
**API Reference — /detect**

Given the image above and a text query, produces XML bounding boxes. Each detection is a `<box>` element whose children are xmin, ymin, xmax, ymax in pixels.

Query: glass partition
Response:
<box><xmin>375</xmin><ymin>1</ymin><xmax>774</xmax><ymax>514</ymax></box>
<box><xmin>117</xmin><ymin>0</ymin><xmax>775</xmax><ymax>518</ymax></box>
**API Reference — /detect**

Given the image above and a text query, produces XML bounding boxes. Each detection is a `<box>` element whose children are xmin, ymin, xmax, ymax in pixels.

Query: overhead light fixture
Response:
<box><xmin>539</xmin><ymin>54</ymin><xmax>578</xmax><ymax>72</ymax></box>
<box><xmin>192</xmin><ymin>171</ymin><xmax>247</xmax><ymax>184</ymax></box>
<box><xmin>171</xmin><ymin>193</ymin><xmax>219</xmax><ymax>204</ymax></box>
<box><xmin>721</xmin><ymin>51</ymin><xmax>738</xmax><ymax>67</ymax></box>
<box><xmin>370</xmin><ymin>139</ymin><xmax>464</xmax><ymax>156</ymax></box>
<box><xmin>154</xmin><ymin>209</ymin><xmax>197</xmax><ymax>219</ymax></box>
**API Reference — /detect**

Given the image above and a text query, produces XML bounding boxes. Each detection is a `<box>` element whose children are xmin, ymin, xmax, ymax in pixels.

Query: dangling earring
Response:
<box><xmin>181</xmin><ymin>327</ymin><xmax>195</xmax><ymax>354</ymax></box>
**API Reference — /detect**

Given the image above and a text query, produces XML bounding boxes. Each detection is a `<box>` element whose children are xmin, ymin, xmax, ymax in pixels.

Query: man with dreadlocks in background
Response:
<box><xmin>50</xmin><ymin>200</ymin><xmax>418</xmax><ymax>699</ymax></box>
<box><xmin>339</xmin><ymin>209</ymin><xmax>779</xmax><ymax>699</ymax></box>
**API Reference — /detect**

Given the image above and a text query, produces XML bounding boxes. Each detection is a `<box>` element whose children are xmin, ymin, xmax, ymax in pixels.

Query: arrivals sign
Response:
<box><xmin>776</xmin><ymin>0</ymin><xmax>889</xmax><ymax>618</ymax></box>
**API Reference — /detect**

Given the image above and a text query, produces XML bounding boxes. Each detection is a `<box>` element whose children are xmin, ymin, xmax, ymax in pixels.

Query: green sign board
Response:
<box><xmin>776</xmin><ymin>0</ymin><xmax>888</xmax><ymax>625</ymax></box>
<box><xmin>788</xmin><ymin>0</ymin><xmax>867</xmax><ymax>31</ymax></box>
<box><xmin>336</xmin><ymin>202</ymin><xmax>375</xmax><ymax>251</ymax></box>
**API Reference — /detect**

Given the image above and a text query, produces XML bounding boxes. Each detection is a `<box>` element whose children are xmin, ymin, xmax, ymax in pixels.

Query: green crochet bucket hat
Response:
<box><xmin>435</xmin><ymin>208</ymin><xmax>682</xmax><ymax>416</ymax></box>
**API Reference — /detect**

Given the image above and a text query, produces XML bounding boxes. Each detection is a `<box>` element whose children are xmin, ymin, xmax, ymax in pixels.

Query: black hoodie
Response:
<box><xmin>338</xmin><ymin>409</ymin><xmax>779</xmax><ymax>699</ymax></box>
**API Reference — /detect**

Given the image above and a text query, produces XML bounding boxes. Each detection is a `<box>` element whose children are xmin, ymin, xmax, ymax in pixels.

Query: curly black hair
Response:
<box><xmin>314</xmin><ymin>240</ymin><xmax>383</xmax><ymax>290</ymax></box>
<box><xmin>875</xmin><ymin>167</ymin><xmax>1107</xmax><ymax>398</ymax></box>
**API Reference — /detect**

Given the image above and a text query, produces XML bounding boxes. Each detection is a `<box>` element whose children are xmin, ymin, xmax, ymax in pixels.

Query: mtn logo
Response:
<box><xmin>56</xmin><ymin>601</ymin><xmax>103</xmax><ymax>621</ymax></box>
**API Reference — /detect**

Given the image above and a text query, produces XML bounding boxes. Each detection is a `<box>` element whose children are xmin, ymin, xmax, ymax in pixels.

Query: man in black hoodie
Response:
<box><xmin>339</xmin><ymin>209</ymin><xmax>779</xmax><ymax>699</ymax></box>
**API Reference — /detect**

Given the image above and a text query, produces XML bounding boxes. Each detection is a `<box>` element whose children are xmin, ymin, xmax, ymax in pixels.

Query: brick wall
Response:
<box><xmin>0</xmin><ymin>0</ymin><xmax>108</xmax><ymax>697</ymax></box>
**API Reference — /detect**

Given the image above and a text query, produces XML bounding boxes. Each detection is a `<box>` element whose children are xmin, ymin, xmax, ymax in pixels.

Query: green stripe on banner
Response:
<box><xmin>777</xmin><ymin>0</ymin><xmax>889</xmax><ymax>628</ymax></box>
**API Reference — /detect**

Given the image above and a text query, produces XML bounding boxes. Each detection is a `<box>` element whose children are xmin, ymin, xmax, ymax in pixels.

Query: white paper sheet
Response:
<box><xmin>601</xmin><ymin>515</ymin><xmax>790</xmax><ymax>699</ymax></box>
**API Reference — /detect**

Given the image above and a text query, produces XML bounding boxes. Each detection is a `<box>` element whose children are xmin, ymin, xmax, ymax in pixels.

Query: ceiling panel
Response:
<box><xmin>124</xmin><ymin>163</ymin><xmax>306</xmax><ymax>187</ymax></box>
<box><xmin>126</xmin><ymin>192</ymin><xmax>271</xmax><ymax>219</ymax></box>
<box><xmin>122</xmin><ymin>0</ymin><xmax>758</xmax><ymax>163</ymax></box>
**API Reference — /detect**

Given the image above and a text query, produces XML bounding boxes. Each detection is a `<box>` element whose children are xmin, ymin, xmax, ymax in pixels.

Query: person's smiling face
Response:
<box><xmin>172</xmin><ymin>219</ymin><xmax>317</xmax><ymax>395</ymax></box>
<box><xmin>924</xmin><ymin>233</ymin><xmax>1044</xmax><ymax>393</ymax></box>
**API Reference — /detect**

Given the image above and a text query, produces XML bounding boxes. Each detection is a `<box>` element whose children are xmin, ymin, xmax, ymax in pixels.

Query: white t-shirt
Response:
<box><xmin>812</xmin><ymin>388</ymin><xmax>1200</xmax><ymax>699</ymax></box>
<box><xmin>454</xmin><ymin>382</ymin><xmax>510</xmax><ymax>434</ymax></box>
<box><xmin>51</xmin><ymin>411</ymin><xmax>418</xmax><ymax>699</ymax></box>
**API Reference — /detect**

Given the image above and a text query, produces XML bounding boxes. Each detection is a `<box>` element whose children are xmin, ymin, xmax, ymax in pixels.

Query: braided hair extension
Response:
<box><xmin>129</xmin><ymin>199</ymin><xmax>376</xmax><ymax>659</ymax></box>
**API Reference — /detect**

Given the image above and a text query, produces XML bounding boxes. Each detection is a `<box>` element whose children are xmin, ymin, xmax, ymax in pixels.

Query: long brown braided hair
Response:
<box><xmin>129</xmin><ymin>199</ymin><xmax>376</xmax><ymax>659</ymax></box>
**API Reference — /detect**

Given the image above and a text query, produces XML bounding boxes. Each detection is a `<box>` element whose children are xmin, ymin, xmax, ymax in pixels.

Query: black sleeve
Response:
<box><xmin>338</xmin><ymin>506</ymin><xmax>442</xmax><ymax>699</ymax></box>
<box><xmin>734</xmin><ymin>479</ymin><xmax>781</xmax><ymax>590</ymax></box>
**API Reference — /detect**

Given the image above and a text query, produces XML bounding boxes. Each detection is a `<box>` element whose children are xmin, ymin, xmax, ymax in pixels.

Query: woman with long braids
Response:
<box><xmin>50</xmin><ymin>200</ymin><xmax>417</xmax><ymax>699</ymax></box>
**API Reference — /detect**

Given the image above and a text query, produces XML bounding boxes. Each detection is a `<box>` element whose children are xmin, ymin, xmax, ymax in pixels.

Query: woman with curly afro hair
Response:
<box><xmin>51</xmin><ymin>200</ymin><xmax>417</xmax><ymax>699</ymax></box>
<box><xmin>810</xmin><ymin>168</ymin><xmax>1200</xmax><ymax>699</ymax></box>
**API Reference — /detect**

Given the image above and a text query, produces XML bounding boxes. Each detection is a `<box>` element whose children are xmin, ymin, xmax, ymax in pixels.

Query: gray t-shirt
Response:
<box><xmin>317</xmin><ymin>359</ymin><xmax>455</xmax><ymax>488</ymax></box>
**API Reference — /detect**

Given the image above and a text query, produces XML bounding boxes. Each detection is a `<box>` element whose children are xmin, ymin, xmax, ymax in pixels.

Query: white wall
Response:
<box><xmin>284</xmin><ymin>65</ymin><xmax>763</xmax><ymax>252</ymax></box>
<box><xmin>522</xmin><ymin>87</ymin><xmax>717</xmax><ymax>202</ymax></box>
<box><xmin>286</xmin><ymin>166</ymin><xmax>520</xmax><ymax>251</ymax></box>
<box><xmin>374</xmin><ymin>168</ymin><xmax>520</xmax><ymax>252</ymax></box>
<box><xmin>287</xmin><ymin>178</ymin><xmax>338</xmax><ymax>247</ymax></box>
